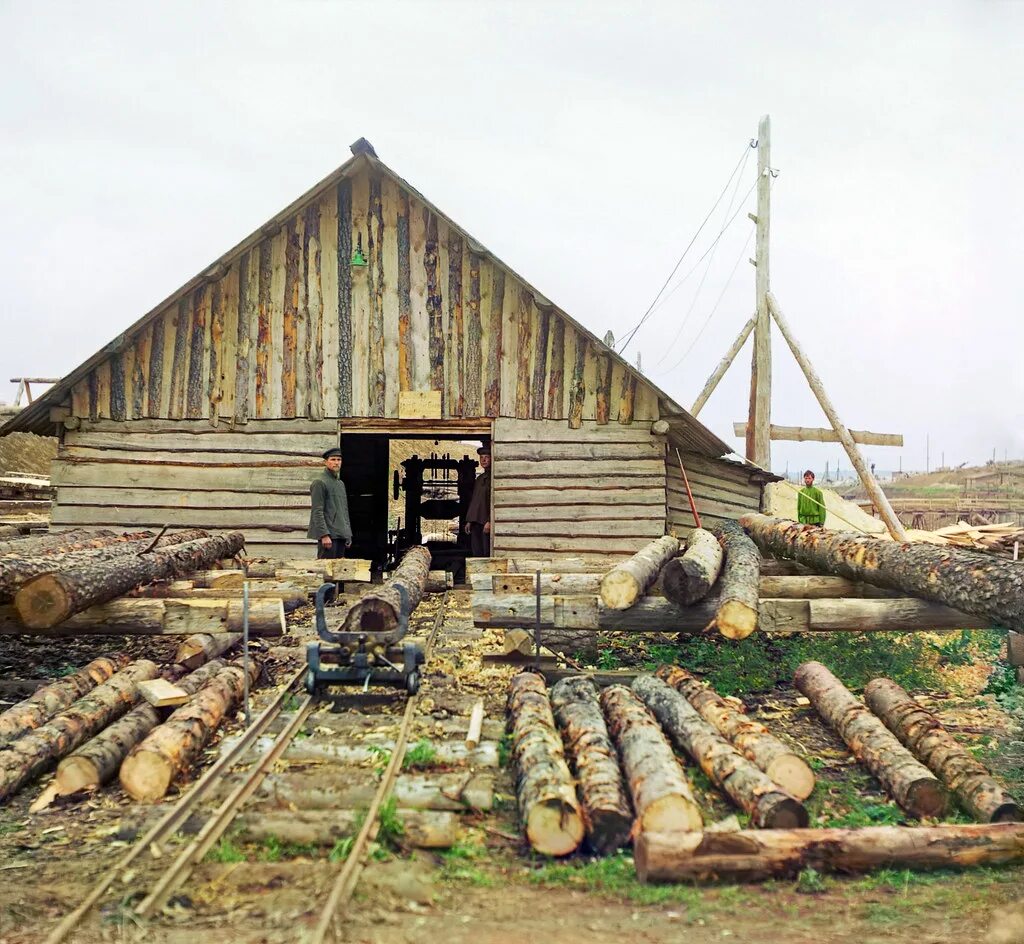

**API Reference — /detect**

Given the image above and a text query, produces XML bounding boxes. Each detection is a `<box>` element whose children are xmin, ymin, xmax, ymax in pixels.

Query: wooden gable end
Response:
<box><xmin>68</xmin><ymin>166</ymin><xmax>658</xmax><ymax>428</ymax></box>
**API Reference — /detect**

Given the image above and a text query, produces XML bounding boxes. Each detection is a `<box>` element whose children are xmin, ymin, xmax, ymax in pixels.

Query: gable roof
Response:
<box><xmin>2</xmin><ymin>143</ymin><xmax>732</xmax><ymax>458</ymax></box>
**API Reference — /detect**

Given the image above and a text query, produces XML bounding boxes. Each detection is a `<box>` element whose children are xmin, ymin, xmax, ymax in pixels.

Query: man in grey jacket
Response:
<box><xmin>307</xmin><ymin>447</ymin><xmax>353</xmax><ymax>559</ymax></box>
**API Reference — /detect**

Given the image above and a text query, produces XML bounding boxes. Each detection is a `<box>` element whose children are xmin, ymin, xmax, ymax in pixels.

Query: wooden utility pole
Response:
<box><xmin>746</xmin><ymin>115</ymin><xmax>772</xmax><ymax>469</ymax></box>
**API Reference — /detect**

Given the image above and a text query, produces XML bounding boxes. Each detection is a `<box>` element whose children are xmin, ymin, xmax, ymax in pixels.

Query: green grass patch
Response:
<box><xmin>206</xmin><ymin>836</ymin><xmax>247</xmax><ymax>863</ymax></box>
<box><xmin>402</xmin><ymin>739</ymin><xmax>436</xmax><ymax>770</ymax></box>
<box><xmin>497</xmin><ymin>733</ymin><xmax>512</xmax><ymax>768</ymax></box>
<box><xmin>257</xmin><ymin>834</ymin><xmax>319</xmax><ymax>861</ymax></box>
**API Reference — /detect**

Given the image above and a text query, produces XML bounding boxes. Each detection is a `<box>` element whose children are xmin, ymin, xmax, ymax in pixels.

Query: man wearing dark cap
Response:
<box><xmin>307</xmin><ymin>447</ymin><xmax>353</xmax><ymax>558</ymax></box>
<box><xmin>464</xmin><ymin>445</ymin><xmax>491</xmax><ymax>557</ymax></box>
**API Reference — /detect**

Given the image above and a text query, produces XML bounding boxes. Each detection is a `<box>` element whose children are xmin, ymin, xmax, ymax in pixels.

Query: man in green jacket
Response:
<box><xmin>307</xmin><ymin>448</ymin><xmax>353</xmax><ymax>559</ymax></box>
<box><xmin>797</xmin><ymin>470</ymin><xmax>826</xmax><ymax>526</ymax></box>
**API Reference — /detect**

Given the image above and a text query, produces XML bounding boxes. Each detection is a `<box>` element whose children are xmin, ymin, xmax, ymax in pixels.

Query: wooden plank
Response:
<box><xmin>255</xmin><ymin>238</ymin><xmax>273</xmax><ymax>418</ymax></box>
<box><xmin>494</xmin><ymin>488</ymin><xmax>665</xmax><ymax>505</ymax></box>
<box><xmin>267</xmin><ymin>226</ymin><xmax>287</xmax><ymax>418</ymax></box>
<box><xmin>64</xmin><ymin>427</ymin><xmax>334</xmax><ymax>452</ymax></box>
<box><xmin>304</xmin><ymin>202</ymin><xmax>324</xmax><ymax>422</ymax></box>
<box><xmin>207</xmin><ymin>279</ymin><xmax>224</xmax><ymax>423</ymax></box>
<box><xmin>71</xmin><ymin>379</ymin><xmax>89</xmax><ymax>420</ymax></box>
<box><xmin>185</xmin><ymin>285</ymin><xmax>208</xmax><ymax>419</ymax></box>
<box><xmin>490</xmin><ymin>536</ymin><xmax>641</xmax><ymax>556</ymax></box>
<box><xmin>337</xmin><ymin>178</ymin><xmax>353</xmax><ymax>417</ymax></box>
<box><xmin>618</xmin><ymin>368</ymin><xmax>637</xmax><ymax>426</ymax></box>
<box><xmin>495</xmin><ymin>418</ymin><xmax>656</xmax><ymax>443</ymax></box>
<box><xmin>531</xmin><ymin>305</ymin><xmax>550</xmax><ymax>420</ymax></box>
<box><xmin>496</xmin><ymin>459</ymin><xmax>664</xmax><ymax>478</ymax></box>
<box><xmin>581</xmin><ymin>342</ymin><xmax>599</xmax><ymax>422</ymax></box>
<box><xmin>437</xmin><ymin>219</ymin><xmax>450</xmax><ymax>416</ymax></box>
<box><xmin>594</xmin><ymin>351</ymin><xmax>613</xmax><ymax>425</ymax></box>
<box><xmin>350</xmin><ymin>171</ymin><xmax>371</xmax><ymax>417</ymax></box>
<box><xmin>109</xmin><ymin>349</ymin><xmax>126</xmax><ymax>422</ymax></box>
<box><xmin>568</xmin><ymin>331</ymin><xmax>587</xmax><ymax>428</ymax></box>
<box><xmin>94</xmin><ymin>360</ymin><xmax>111</xmax><ymax>420</ymax></box>
<box><xmin>51</xmin><ymin>504</ymin><xmax>311</xmax><ymax>529</ymax></box>
<box><xmin>381</xmin><ymin>177</ymin><xmax>400</xmax><ymax>418</ymax></box>
<box><xmin>446</xmin><ymin>230</ymin><xmax>464</xmax><ymax>417</ymax></box>
<box><xmin>499</xmin><ymin>505</ymin><xmax>665</xmax><ymax>523</ymax></box>
<box><xmin>218</xmin><ymin>265</ymin><xmax>239</xmax><ymax>423</ymax></box>
<box><xmin>496</xmin><ymin>519</ymin><xmax>664</xmax><ymax>538</ymax></box>
<box><xmin>137</xmin><ymin>678</ymin><xmax>189</xmax><ymax>707</ymax></box>
<box><xmin>235</xmin><ymin>250</ymin><xmax>255</xmax><ymax>423</ymax></box>
<box><xmin>319</xmin><ymin>192</ymin><xmax>340</xmax><ymax>418</ymax></box>
<box><xmin>55</xmin><ymin>486</ymin><xmax>311</xmax><ymax>509</ymax></box>
<box><xmin>483</xmin><ymin>262</ymin><xmax>504</xmax><ymax>417</ymax></box>
<box><xmin>465</xmin><ymin>251</ymin><xmax>482</xmax><ymax>416</ymax></box>
<box><xmin>62</xmin><ymin>445</ymin><xmax>324</xmax><ymax>466</ymax></box>
<box><xmin>131</xmin><ymin>330</ymin><xmax>149</xmax><ymax>420</ymax></box>
<box><xmin>157</xmin><ymin>305</ymin><xmax>176</xmax><ymax>419</ymax></box>
<box><xmin>499</xmin><ymin>273</ymin><xmax>519</xmax><ymax>416</ymax></box>
<box><xmin>398</xmin><ymin>391</ymin><xmax>442</xmax><ymax>420</ymax></box>
<box><xmin>408</xmin><ymin>194</ymin><xmax>430</xmax><ymax>392</ymax></box>
<box><xmin>514</xmin><ymin>288</ymin><xmax>532</xmax><ymax>418</ymax></box>
<box><xmin>732</xmin><ymin>423</ymin><xmax>904</xmax><ymax>448</ymax></box>
<box><xmin>397</xmin><ymin>188</ymin><xmax>413</xmax><ymax>393</ymax></box>
<box><xmin>52</xmin><ymin>460</ymin><xmax>319</xmax><ymax>492</ymax></box>
<box><xmin>546</xmin><ymin>317</ymin><xmax>565</xmax><ymax>420</ymax></box>
<box><xmin>494</xmin><ymin>475</ymin><xmax>666</xmax><ymax>490</ymax></box>
<box><xmin>282</xmin><ymin>214</ymin><xmax>302</xmax><ymax>417</ymax></box>
<box><xmin>423</xmin><ymin>207</ymin><xmax>444</xmax><ymax>413</ymax></box>
<box><xmin>493</xmin><ymin>441</ymin><xmax>663</xmax><ymax>462</ymax></box>
<box><xmin>367</xmin><ymin>172</ymin><xmax>386</xmax><ymax>417</ymax></box>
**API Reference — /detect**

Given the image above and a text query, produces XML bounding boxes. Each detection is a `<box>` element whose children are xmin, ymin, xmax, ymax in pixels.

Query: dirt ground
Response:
<box><xmin>1</xmin><ymin>591</ymin><xmax>1022</xmax><ymax>943</ymax></box>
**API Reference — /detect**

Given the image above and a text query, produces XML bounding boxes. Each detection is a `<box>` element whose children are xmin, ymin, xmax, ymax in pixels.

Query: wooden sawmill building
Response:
<box><xmin>0</xmin><ymin>140</ymin><xmax>775</xmax><ymax>564</ymax></box>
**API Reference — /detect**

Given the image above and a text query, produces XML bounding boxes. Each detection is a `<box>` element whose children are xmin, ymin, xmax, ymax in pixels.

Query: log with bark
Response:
<box><xmin>599</xmin><ymin>684</ymin><xmax>702</xmax><ymax>833</ymax></box>
<box><xmin>175</xmin><ymin>633</ymin><xmax>243</xmax><ymax>670</ymax></box>
<box><xmin>342</xmin><ymin>546</ymin><xmax>431</xmax><ymax>636</ymax></box>
<box><xmin>657</xmin><ymin>666</ymin><xmax>815</xmax><ymax>800</ymax></box>
<box><xmin>119</xmin><ymin>659</ymin><xmax>259</xmax><ymax>802</ymax></box>
<box><xmin>54</xmin><ymin>660</ymin><xmax>228</xmax><ymax>796</ymax></box>
<box><xmin>0</xmin><ymin>660</ymin><xmax>159</xmax><ymax>801</ymax></box>
<box><xmin>738</xmin><ymin>514</ymin><xmax>1024</xmax><ymax>632</ymax></box>
<box><xmin>662</xmin><ymin>529</ymin><xmax>723</xmax><ymax>607</ymax></box>
<box><xmin>0</xmin><ymin>529</ymin><xmax>207</xmax><ymax>603</ymax></box>
<box><xmin>0</xmin><ymin>654</ymin><xmax>129</xmax><ymax>744</ymax></box>
<box><xmin>794</xmin><ymin>661</ymin><xmax>950</xmax><ymax>818</ymax></box>
<box><xmin>600</xmin><ymin>536</ymin><xmax>680</xmax><ymax>610</ymax></box>
<box><xmin>863</xmin><ymin>677</ymin><xmax>1021</xmax><ymax>823</ymax></box>
<box><xmin>710</xmin><ymin>521</ymin><xmax>760</xmax><ymax>639</ymax></box>
<box><xmin>0</xmin><ymin>529</ymin><xmax>135</xmax><ymax>559</ymax></box>
<box><xmin>549</xmin><ymin>676</ymin><xmax>632</xmax><ymax>853</ymax></box>
<box><xmin>632</xmin><ymin>675</ymin><xmax>807</xmax><ymax>828</ymax></box>
<box><xmin>634</xmin><ymin>823</ymin><xmax>1024</xmax><ymax>883</ymax></box>
<box><xmin>234</xmin><ymin>808</ymin><xmax>457</xmax><ymax>849</ymax></box>
<box><xmin>506</xmin><ymin>672</ymin><xmax>585</xmax><ymax>856</ymax></box>
<box><xmin>14</xmin><ymin>532</ymin><xmax>246</xmax><ymax>629</ymax></box>
<box><xmin>426</xmin><ymin>570</ymin><xmax>454</xmax><ymax>593</ymax></box>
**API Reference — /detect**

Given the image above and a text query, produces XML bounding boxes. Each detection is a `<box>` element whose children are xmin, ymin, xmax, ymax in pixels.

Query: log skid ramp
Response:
<box><xmin>38</xmin><ymin>588</ymin><xmax>510</xmax><ymax>943</ymax></box>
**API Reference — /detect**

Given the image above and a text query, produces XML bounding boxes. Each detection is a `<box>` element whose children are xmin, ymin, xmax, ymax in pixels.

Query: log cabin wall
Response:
<box><xmin>492</xmin><ymin>419</ymin><xmax>667</xmax><ymax>560</ymax></box>
<box><xmin>666</xmin><ymin>452</ymin><xmax>763</xmax><ymax>538</ymax></box>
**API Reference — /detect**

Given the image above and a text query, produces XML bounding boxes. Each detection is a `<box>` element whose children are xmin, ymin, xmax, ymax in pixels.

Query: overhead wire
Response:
<box><xmin>617</xmin><ymin>141</ymin><xmax>755</xmax><ymax>356</ymax></box>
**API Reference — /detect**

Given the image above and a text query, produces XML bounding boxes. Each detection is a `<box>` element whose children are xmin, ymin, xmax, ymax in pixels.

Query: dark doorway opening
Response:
<box><xmin>340</xmin><ymin>432</ymin><xmax>488</xmax><ymax>578</ymax></box>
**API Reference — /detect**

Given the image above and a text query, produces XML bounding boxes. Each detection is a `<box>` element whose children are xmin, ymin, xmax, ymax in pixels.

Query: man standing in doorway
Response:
<box><xmin>797</xmin><ymin>469</ymin><xmax>826</xmax><ymax>526</ymax></box>
<box><xmin>465</xmin><ymin>445</ymin><xmax>491</xmax><ymax>557</ymax></box>
<box><xmin>308</xmin><ymin>447</ymin><xmax>353</xmax><ymax>559</ymax></box>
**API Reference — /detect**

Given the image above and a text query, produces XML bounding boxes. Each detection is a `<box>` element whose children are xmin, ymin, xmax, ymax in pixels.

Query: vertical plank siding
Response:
<box><xmin>65</xmin><ymin>165</ymin><xmax>662</xmax><ymax>430</ymax></box>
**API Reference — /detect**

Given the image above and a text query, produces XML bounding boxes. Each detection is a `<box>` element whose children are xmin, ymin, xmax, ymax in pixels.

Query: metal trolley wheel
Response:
<box><xmin>405</xmin><ymin>672</ymin><xmax>420</xmax><ymax>696</ymax></box>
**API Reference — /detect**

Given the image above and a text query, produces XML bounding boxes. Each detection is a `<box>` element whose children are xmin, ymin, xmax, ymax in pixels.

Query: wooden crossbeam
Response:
<box><xmin>732</xmin><ymin>423</ymin><xmax>903</xmax><ymax>447</ymax></box>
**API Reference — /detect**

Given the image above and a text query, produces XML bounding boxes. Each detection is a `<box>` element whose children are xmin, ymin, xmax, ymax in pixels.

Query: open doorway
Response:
<box><xmin>340</xmin><ymin>431</ymin><xmax>488</xmax><ymax>579</ymax></box>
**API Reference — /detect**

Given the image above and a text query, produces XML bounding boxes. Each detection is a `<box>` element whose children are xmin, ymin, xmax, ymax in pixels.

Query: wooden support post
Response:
<box><xmin>746</xmin><ymin>115</ymin><xmax>771</xmax><ymax>468</ymax></box>
<box><xmin>691</xmin><ymin>315</ymin><xmax>755</xmax><ymax>417</ymax></box>
<box><xmin>766</xmin><ymin>293</ymin><xmax>907</xmax><ymax>541</ymax></box>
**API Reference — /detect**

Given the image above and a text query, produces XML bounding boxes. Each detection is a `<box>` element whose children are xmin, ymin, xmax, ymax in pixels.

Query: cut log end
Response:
<box><xmin>54</xmin><ymin>756</ymin><xmax>100</xmax><ymax>796</ymax></box>
<box><xmin>119</xmin><ymin>752</ymin><xmax>172</xmax><ymax>803</ymax></box>
<box><xmin>13</xmin><ymin>575</ymin><xmax>71</xmax><ymax>630</ymax></box>
<box><xmin>588</xmin><ymin>809</ymin><xmax>633</xmax><ymax>855</ymax></box>
<box><xmin>907</xmin><ymin>779</ymin><xmax>952</xmax><ymax>819</ymax></box>
<box><xmin>992</xmin><ymin>803</ymin><xmax>1024</xmax><ymax>824</ymax></box>
<box><xmin>526</xmin><ymin>799</ymin><xmax>585</xmax><ymax>857</ymax></box>
<box><xmin>761</xmin><ymin>797</ymin><xmax>809</xmax><ymax>830</ymax></box>
<box><xmin>600</xmin><ymin>572</ymin><xmax>641</xmax><ymax>611</ymax></box>
<box><xmin>765</xmin><ymin>756</ymin><xmax>816</xmax><ymax>802</ymax></box>
<box><xmin>640</xmin><ymin>794</ymin><xmax>703</xmax><ymax>834</ymax></box>
<box><xmin>716</xmin><ymin>600</ymin><xmax>757</xmax><ymax>640</ymax></box>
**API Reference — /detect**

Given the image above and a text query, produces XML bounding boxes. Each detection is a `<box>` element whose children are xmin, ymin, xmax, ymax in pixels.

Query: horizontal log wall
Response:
<box><xmin>50</xmin><ymin>419</ymin><xmax>335</xmax><ymax>558</ymax></box>
<box><xmin>492</xmin><ymin>419</ymin><xmax>666</xmax><ymax>559</ymax></box>
<box><xmin>667</xmin><ymin>451</ymin><xmax>763</xmax><ymax>537</ymax></box>
<box><xmin>65</xmin><ymin>165</ymin><xmax>657</xmax><ymax>427</ymax></box>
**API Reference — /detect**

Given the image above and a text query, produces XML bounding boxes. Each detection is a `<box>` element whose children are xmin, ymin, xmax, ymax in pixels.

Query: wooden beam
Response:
<box><xmin>766</xmin><ymin>292</ymin><xmax>908</xmax><ymax>542</ymax></box>
<box><xmin>746</xmin><ymin>115</ymin><xmax>771</xmax><ymax>468</ymax></box>
<box><xmin>732</xmin><ymin>423</ymin><xmax>903</xmax><ymax>447</ymax></box>
<box><xmin>691</xmin><ymin>315</ymin><xmax>755</xmax><ymax>417</ymax></box>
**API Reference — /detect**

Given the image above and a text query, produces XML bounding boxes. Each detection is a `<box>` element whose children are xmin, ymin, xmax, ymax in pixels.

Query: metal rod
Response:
<box><xmin>534</xmin><ymin>570</ymin><xmax>542</xmax><ymax>670</ymax></box>
<box><xmin>675</xmin><ymin>448</ymin><xmax>702</xmax><ymax>530</ymax></box>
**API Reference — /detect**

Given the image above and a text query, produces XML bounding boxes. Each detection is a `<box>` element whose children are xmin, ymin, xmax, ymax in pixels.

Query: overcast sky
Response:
<box><xmin>2</xmin><ymin>1</ymin><xmax>1021</xmax><ymax>476</ymax></box>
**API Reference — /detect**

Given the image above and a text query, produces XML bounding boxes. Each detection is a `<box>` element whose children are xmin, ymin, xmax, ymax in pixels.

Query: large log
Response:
<box><xmin>0</xmin><ymin>597</ymin><xmax>284</xmax><ymax>637</ymax></box>
<box><xmin>739</xmin><ymin>514</ymin><xmax>1024</xmax><ymax>632</ymax></box>
<box><xmin>0</xmin><ymin>529</ymin><xmax>206</xmax><ymax>603</ymax></box>
<box><xmin>0</xmin><ymin>529</ymin><xmax>125</xmax><ymax>558</ymax></box>
<box><xmin>244</xmin><ymin>558</ymin><xmax>372</xmax><ymax>582</ymax></box>
<box><xmin>635</xmin><ymin>823</ymin><xmax>1024</xmax><ymax>883</ymax></box>
<box><xmin>633</xmin><ymin>675</ymin><xmax>807</xmax><ymax>828</ymax></box>
<box><xmin>863</xmin><ymin>677</ymin><xmax>1021</xmax><ymax>823</ymax></box>
<box><xmin>342</xmin><ymin>546</ymin><xmax>431</xmax><ymax>635</ymax></box>
<box><xmin>600</xmin><ymin>536</ymin><xmax>680</xmax><ymax>611</ymax></box>
<box><xmin>0</xmin><ymin>660</ymin><xmax>159</xmax><ymax>802</ymax></box>
<box><xmin>662</xmin><ymin>529</ymin><xmax>723</xmax><ymax>607</ymax></box>
<box><xmin>133</xmin><ymin>582</ymin><xmax>307</xmax><ymax>609</ymax></box>
<box><xmin>0</xmin><ymin>654</ymin><xmax>129</xmax><ymax>744</ymax></box>
<box><xmin>657</xmin><ymin>667</ymin><xmax>815</xmax><ymax>800</ymax></box>
<box><xmin>794</xmin><ymin>661</ymin><xmax>950</xmax><ymax>818</ymax></box>
<box><xmin>175</xmin><ymin>633</ymin><xmax>243</xmax><ymax>670</ymax></box>
<box><xmin>120</xmin><ymin>659</ymin><xmax>259</xmax><ymax>802</ymax></box>
<box><xmin>54</xmin><ymin>660</ymin><xmax>228</xmax><ymax>796</ymax></box>
<box><xmin>710</xmin><ymin>521</ymin><xmax>760</xmax><ymax>639</ymax></box>
<box><xmin>599</xmin><ymin>684</ymin><xmax>702</xmax><ymax>833</ymax></box>
<box><xmin>234</xmin><ymin>808</ymin><xmax>457</xmax><ymax>849</ymax></box>
<box><xmin>549</xmin><ymin>676</ymin><xmax>632</xmax><ymax>854</ymax></box>
<box><xmin>506</xmin><ymin>672</ymin><xmax>585</xmax><ymax>857</ymax></box>
<box><xmin>14</xmin><ymin>532</ymin><xmax>246</xmax><ymax>629</ymax></box>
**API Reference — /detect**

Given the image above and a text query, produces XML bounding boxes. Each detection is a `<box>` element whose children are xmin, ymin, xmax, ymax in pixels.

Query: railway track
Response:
<box><xmin>43</xmin><ymin>589</ymin><xmax>493</xmax><ymax>943</ymax></box>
